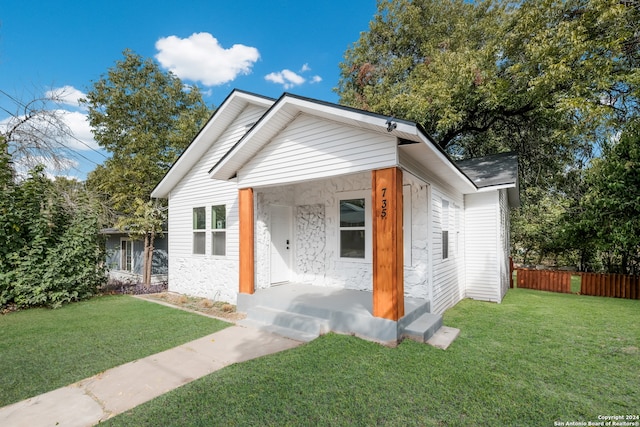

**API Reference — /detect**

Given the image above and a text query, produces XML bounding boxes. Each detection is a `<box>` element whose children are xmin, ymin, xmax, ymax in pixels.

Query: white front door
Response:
<box><xmin>270</xmin><ymin>205</ymin><xmax>292</xmax><ymax>284</ymax></box>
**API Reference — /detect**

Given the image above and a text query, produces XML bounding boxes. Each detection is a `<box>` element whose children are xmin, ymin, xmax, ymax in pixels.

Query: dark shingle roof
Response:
<box><xmin>456</xmin><ymin>152</ymin><xmax>518</xmax><ymax>189</ymax></box>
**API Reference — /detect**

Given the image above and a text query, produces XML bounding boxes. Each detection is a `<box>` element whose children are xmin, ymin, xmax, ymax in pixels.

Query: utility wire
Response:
<box><xmin>0</xmin><ymin>89</ymin><xmax>109</xmax><ymax>164</ymax></box>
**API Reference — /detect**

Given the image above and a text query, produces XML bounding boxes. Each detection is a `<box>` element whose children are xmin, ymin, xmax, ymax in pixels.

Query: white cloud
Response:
<box><xmin>46</xmin><ymin>85</ymin><xmax>86</xmax><ymax>108</ymax></box>
<box><xmin>265</xmin><ymin>69</ymin><xmax>306</xmax><ymax>89</ymax></box>
<box><xmin>265</xmin><ymin>64</ymin><xmax>323</xmax><ymax>89</ymax></box>
<box><xmin>59</xmin><ymin>110</ymin><xmax>99</xmax><ymax>151</ymax></box>
<box><xmin>155</xmin><ymin>32</ymin><xmax>260</xmax><ymax>86</ymax></box>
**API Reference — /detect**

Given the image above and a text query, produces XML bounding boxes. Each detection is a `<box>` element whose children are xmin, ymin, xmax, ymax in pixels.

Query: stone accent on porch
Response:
<box><xmin>236</xmin><ymin>283</ymin><xmax>444</xmax><ymax>345</ymax></box>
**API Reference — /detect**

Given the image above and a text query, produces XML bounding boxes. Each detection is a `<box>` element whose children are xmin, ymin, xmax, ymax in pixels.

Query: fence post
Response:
<box><xmin>510</xmin><ymin>257</ymin><xmax>514</xmax><ymax>288</ymax></box>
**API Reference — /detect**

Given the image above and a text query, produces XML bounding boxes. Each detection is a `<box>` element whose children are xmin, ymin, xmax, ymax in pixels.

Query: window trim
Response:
<box><xmin>211</xmin><ymin>204</ymin><xmax>227</xmax><ymax>257</ymax></box>
<box><xmin>337</xmin><ymin>190</ymin><xmax>371</xmax><ymax>262</ymax></box>
<box><xmin>193</xmin><ymin>206</ymin><xmax>206</xmax><ymax>255</ymax></box>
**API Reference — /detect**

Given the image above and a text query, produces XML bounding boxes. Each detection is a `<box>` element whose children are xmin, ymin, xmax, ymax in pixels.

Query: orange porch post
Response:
<box><xmin>372</xmin><ymin>167</ymin><xmax>404</xmax><ymax>320</ymax></box>
<box><xmin>239</xmin><ymin>188</ymin><xmax>255</xmax><ymax>294</ymax></box>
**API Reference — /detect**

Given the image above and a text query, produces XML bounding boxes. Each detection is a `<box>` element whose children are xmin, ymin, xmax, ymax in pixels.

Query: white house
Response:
<box><xmin>151</xmin><ymin>90</ymin><xmax>518</xmax><ymax>344</ymax></box>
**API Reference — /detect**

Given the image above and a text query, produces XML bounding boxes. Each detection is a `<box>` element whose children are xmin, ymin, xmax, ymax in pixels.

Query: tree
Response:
<box><xmin>0</xmin><ymin>89</ymin><xmax>78</xmax><ymax>176</ymax></box>
<box><xmin>81</xmin><ymin>49</ymin><xmax>211</xmax><ymax>214</ymax></box>
<box><xmin>337</xmin><ymin>0</ymin><xmax>639</xmax><ymax>177</ymax></box>
<box><xmin>570</xmin><ymin>120</ymin><xmax>640</xmax><ymax>274</ymax></box>
<box><xmin>116</xmin><ymin>198</ymin><xmax>166</xmax><ymax>285</ymax></box>
<box><xmin>81</xmin><ymin>50</ymin><xmax>211</xmax><ymax>282</ymax></box>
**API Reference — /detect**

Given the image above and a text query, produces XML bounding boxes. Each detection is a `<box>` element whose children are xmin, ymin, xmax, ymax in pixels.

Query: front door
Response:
<box><xmin>270</xmin><ymin>205</ymin><xmax>292</xmax><ymax>284</ymax></box>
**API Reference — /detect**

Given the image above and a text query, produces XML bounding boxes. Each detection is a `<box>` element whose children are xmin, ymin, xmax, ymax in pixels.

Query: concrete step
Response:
<box><xmin>240</xmin><ymin>306</ymin><xmax>329</xmax><ymax>342</ymax></box>
<box><xmin>401</xmin><ymin>312</ymin><xmax>443</xmax><ymax>343</ymax></box>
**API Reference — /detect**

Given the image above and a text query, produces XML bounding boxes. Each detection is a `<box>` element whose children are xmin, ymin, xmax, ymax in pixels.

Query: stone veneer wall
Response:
<box><xmin>168</xmin><ymin>257</ymin><xmax>239</xmax><ymax>303</ymax></box>
<box><xmin>403</xmin><ymin>173</ymin><xmax>430</xmax><ymax>300</ymax></box>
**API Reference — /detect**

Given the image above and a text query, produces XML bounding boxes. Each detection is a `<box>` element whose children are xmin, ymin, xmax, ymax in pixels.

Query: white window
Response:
<box><xmin>442</xmin><ymin>199</ymin><xmax>449</xmax><ymax>260</ymax></box>
<box><xmin>193</xmin><ymin>207</ymin><xmax>206</xmax><ymax>255</ymax></box>
<box><xmin>338</xmin><ymin>191</ymin><xmax>371</xmax><ymax>260</ymax></box>
<box><xmin>120</xmin><ymin>239</ymin><xmax>134</xmax><ymax>271</ymax></box>
<box><xmin>211</xmin><ymin>205</ymin><xmax>226</xmax><ymax>256</ymax></box>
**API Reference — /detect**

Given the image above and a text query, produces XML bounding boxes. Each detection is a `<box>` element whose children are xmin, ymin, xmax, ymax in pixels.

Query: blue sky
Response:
<box><xmin>0</xmin><ymin>0</ymin><xmax>377</xmax><ymax>179</ymax></box>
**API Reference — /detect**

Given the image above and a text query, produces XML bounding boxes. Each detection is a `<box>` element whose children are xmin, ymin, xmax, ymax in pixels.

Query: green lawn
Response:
<box><xmin>0</xmin><ymin>295</ymin><xmax>229</xmax><ymax>406</ymax></box>
<box><xmin>106</xmin><ymin>289</ymin><xmax>639</xmax><ymax>426</ymax></box>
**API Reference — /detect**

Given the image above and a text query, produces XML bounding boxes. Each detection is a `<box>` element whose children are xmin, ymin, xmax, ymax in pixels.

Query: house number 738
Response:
<box><xmin>381</xmin><ymin>187</ymin><xmax>387</xmax><ymax>219</ymax></box>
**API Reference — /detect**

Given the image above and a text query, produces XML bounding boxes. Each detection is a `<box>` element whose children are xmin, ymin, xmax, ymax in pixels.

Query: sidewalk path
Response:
<box><xmin>0</xmin><ymin>325</ymin><xmax>302</xmax><ymax>427</ymax></box>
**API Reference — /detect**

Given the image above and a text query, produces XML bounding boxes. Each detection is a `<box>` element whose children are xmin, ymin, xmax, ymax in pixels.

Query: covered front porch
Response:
<box><xmin>235</xmin><ymin>167</ymin><xmax>444</xmax><ymax>344</ymax></box>
<box><xmin>237</xmin><ymin>283</ymin><xmax>442</xmax><ymax>344</ymax></box>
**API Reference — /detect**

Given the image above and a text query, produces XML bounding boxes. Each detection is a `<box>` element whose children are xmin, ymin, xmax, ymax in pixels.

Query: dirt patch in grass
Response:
<box><xmin>139</xmin><ymin>292</ymin><xmax>246</xmax><ymax>322</ymax></box>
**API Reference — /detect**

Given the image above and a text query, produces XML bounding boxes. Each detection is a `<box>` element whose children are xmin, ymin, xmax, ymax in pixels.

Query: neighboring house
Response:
<box><xmin>102</xmin><ymin>228</ymin><xmax>169</xmax><ymax>284</ymax></box>
<box><xmin>151</xmin><ymin>89</ymin><xmax>519</xmax><ymax>343</ymax></box>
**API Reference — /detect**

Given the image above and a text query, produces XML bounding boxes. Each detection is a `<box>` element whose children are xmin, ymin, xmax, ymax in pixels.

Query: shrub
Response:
<box><xmin>0</xmin><ymin>167</ymin><xmax>107</xmax><ymax>309</ymax></box>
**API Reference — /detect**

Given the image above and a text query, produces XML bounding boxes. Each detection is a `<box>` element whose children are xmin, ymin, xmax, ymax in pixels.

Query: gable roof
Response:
<box><xmin>207</xmin><ymin>92</ymin><xmax>477</xmax><ymax>193</ymax></box>
<box><xmin>152</xmin><ymin>89</ymin><xmax>520</xmax><ymax>203</ymax></box>
<box><xmin>151</xmin><ymin>89</ymin><xmax>275</xmax><ymax>198</ymax></box>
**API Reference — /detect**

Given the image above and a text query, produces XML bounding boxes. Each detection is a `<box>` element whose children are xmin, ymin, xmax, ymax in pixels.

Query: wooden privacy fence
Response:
<box><xmin>581</xmin><ymin>272</ymin><xmax>639</xmax><ymax>299</ymax></box>
<box><xmin>516</xmin><ymin>268</ymin><xmax>573</xmax><ymax>293</ymax></box>
<box><xmin>515</xmin><ymin>268</ymin><xmax>640</xmax><ymax>299</ymax></box>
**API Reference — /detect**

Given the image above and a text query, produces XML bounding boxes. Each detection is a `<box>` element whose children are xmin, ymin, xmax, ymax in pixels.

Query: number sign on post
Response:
<box><xmin>372</xmin><ymin>168</ymin><xmax>404</xmax><ymax>321</ymax></box>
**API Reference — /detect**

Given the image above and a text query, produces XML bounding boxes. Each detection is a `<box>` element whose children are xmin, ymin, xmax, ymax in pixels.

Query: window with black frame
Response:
<box><xmin>339</xmin><ymin>198</ymin><xmax>366</xmax><ymax>258</ymax></box>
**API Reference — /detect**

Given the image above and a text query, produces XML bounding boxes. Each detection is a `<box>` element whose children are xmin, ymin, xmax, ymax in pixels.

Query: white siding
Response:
<box><xmin>238</xmin><ymin>114</ymin><xmax>397</xmax><ymax>188</ymax></box>
<box><xmin>430</xmin><ymin>184</ymin><xmax>466</xmax><ymax>314</ymax></box>
<box><xmin>465</xmin><ymin>191</ymin><xmax>500</xmax><ymax>302</ymax></box>
<box><xmin>166</xmin><ymin>104</ymin><xmax>269</xmax><ymax>303</ymax></box>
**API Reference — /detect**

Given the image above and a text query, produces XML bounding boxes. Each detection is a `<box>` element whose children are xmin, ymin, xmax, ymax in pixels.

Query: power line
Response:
<box><xmin>0</xmin><ymin>89</ymin><xmax>109</xmax><ymax>163</ymax></box>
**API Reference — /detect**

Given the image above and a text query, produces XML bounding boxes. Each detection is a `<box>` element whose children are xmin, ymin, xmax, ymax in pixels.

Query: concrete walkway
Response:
<box><xmin>0</xmin><ymin>325</ymin><xmax>302</xmax><ymax>427</ymax></box>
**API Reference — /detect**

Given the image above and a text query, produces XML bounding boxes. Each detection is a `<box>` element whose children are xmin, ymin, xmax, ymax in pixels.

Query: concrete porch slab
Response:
<box><xmin>238</xmin><ymin>283</ymin><xmax>433</xmax><ymax>344</ymax></box>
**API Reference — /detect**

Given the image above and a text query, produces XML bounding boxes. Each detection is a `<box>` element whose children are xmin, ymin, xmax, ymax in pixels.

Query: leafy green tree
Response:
<box><xmin>81</xmin><ymin>50</ymin><xmax>210</xmax><ymax>282</ymax></box>
<box><xmin>337</xmin><ymin>0</ymin><xmax>638</xmax><ymax>181</ymax></box>
<box><xmin>81</xmin><ymin>49</ymin><xmax>211</xmax><ymax>214</ymax></box>
<box><xmin>116</xmin><ymin>198</ymin><xmax>166</xmax><ymax>286</ymax></box>
<box><xmin>572</xmin><ymin>120</ymin><xmax>640</xmax><ymax>274</ymax></box>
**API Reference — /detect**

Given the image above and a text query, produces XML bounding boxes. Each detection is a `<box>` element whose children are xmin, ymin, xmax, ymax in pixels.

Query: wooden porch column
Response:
<box><xmin>372</xmin><ymin>167</ymin><xmax>404</xmax><ymax>321</ymax></box>
<box><xmin>239</xmin><ymin>188</ymin><xmax>255</xmax><ymax>294</ymax></box>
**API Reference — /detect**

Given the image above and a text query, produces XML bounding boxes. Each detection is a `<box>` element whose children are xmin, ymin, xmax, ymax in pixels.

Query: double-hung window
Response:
<box><xmin>193</xmin><ymin>207</ymin><xmax>206</xmax><ymax>255</ymax></box>
<box><xmin>339</xmin><ymin>197</ymin><xmax>366</xmax><ymax>259</ymax></box>
<box><xmin>211</xmin><ymin>205</ymin><xmax>226</xmax><ymax>256</ymax></box>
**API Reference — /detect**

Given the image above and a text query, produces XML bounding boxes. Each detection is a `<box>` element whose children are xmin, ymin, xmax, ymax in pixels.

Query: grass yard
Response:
<box><xmin>0</xmin><ymin>295</ymin><xmax>229</xmax><ymax>406</ymax></box>
<box><xmin>105</xmin><ymin>289</ymin><xmax>639</xmax><ymax>426</ymax></box>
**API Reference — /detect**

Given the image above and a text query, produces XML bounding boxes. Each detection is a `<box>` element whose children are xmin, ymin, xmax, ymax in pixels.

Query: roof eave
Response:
<box><xmin>151</xmin><ymin>90</ymin><xmax>275</xmax><ymax>198</ymax></box>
